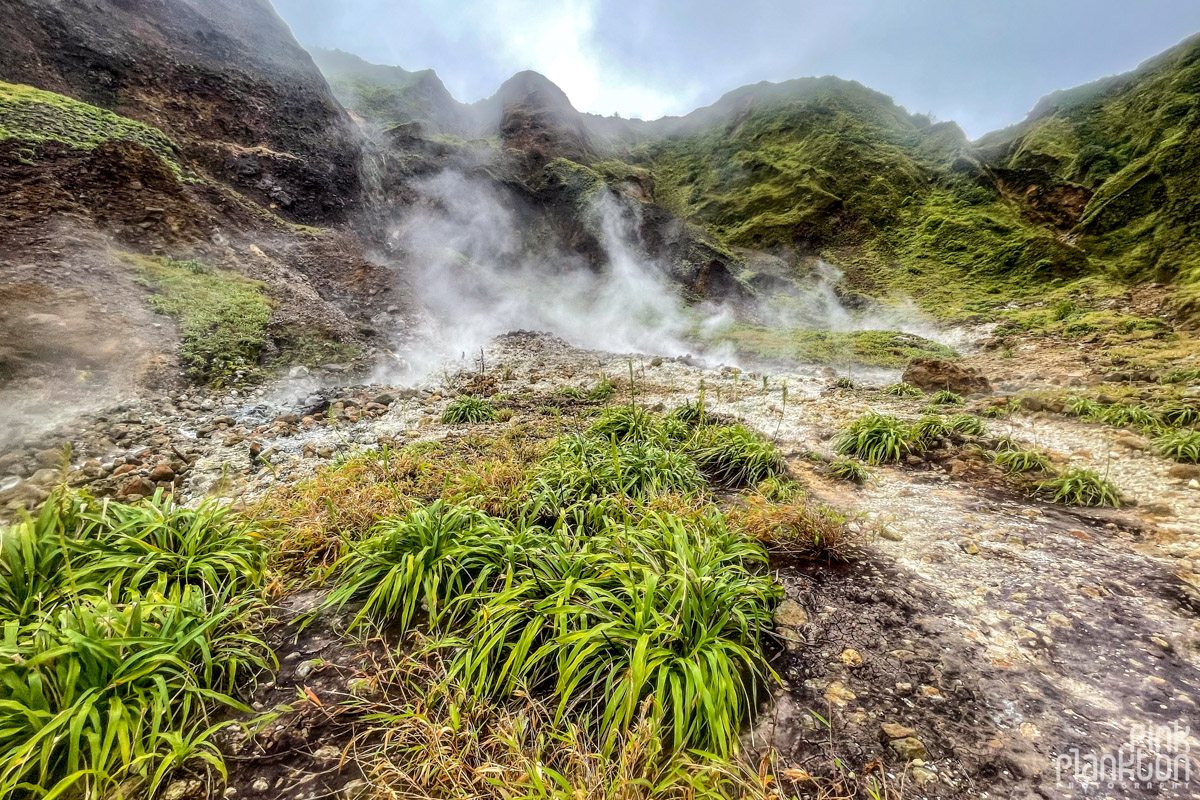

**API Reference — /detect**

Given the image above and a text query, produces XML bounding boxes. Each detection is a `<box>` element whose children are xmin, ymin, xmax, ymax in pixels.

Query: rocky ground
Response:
<box><xmin>2</xmin><ymin>329</ymin><xmax>1199</xmax><ymax>800</ymax></box>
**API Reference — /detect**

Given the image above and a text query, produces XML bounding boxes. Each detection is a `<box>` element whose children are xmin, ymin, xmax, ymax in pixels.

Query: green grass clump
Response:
<box><xmin>0</xmin><ymin>81</ymin><xmax>186</xmax><ymax>177</ymax></box>
<box><xmin>991</xmin><ymin>448</ymin><xmax>1054</xmax><ymax>474</ymax></box>
<box><xmin>442</xmin><ymin>396</ymin><xmax>499</xmax><ymax>424</ymax></box>
<box><xmin>589</xmin><ymin>378</ymin><xmax>617</xmax><ymax>401</ymax></box>
<box><xmin>128</xmin><ymin>255</ymin><xmax>275</xmax><ymax>386</ymax></box>
<box><xmin>439</xmin><ymin>511</ymin><xmax>779</xmax><ymax>756</ymax></box>
<box><xmin>929</xmin><ymin>390</ymin><xmax>964</xmax><ymax>406</ymax></box>
<box><xmin>907</xmin><ymin>415</ymin><xmax>949</xmax><ymax>448</ymax></box>
<box><xmin>1162</xmin><ymin>368</ymin><xmax>1200</xmax><ymax>385</ymax></box>
<box><xmin>526</xmin><ymin>435</ymin><xmax>703</xmax><ymax>516</ymax></box>
<box><xmin>589</xmin><ymin>407</ymin><xmax>664</xmax><ymax>443</ymax></box>
<box><xmin>832</xmin><ymin>376</ymin><xmax>857</xmax><ymax>389</ymax></box>
<box><xmin>882</xmin><ymin>382</ymin><xmax>924</xmax><ymax>398</ymax></box>
<box><xmin>668</xmin><ymin>400</ymin><xmax>716</xmax><ymax>426</ymax></box>
<box><xmin>1036</xmin><ymin>467</ymin><xmax>1122</xmax><ymax>507</ymax></box>
<box><xmin>1154</xmin><ymin>430</ymin><xmax>1200</xmax><ymax>463</ymax></box>
<box><xmin>1158</xmin><ymin>401</ymin><xmax>1200</xmax><ymax>428</ymax></box>
<box><xmin>0</xmin><ymin>491</ymin><xmax>268</xmax><ymax>798</ymax></box>
<box><xmin>324</xmin><ymin>501</ymin><xmax>509</xmax><ymax>632</ymax></box>
<box><xmin>978</xmin><ymin>400</ymin><xmax>1018</xmax><ymax>418</ymax></box>
<box><xmin>834</xmin><ymin>412</ymin><xmax>911</xmax><ymax>464</ymax></box>
<box><xmin>1066</xmin><ymin>395</ymin><xmax>1105</xmax><ymax>419</ymax></box>
<box><xmin>945</xmin><ymin>414</ymin><xmax>987</xmax><ymax>436</ymax></box>
<box><xmin>826</xmin><ymin>457</ymin><xmax>873</xmax><ymax>485</ymax></box>
<box><xmin>687</xmin><ymin>425</ymin><xmax>787</xmax><ymax>487</ymax></box>
<box><xmin>555</xmin><ymin>386</ymin><xmax>587</xmax><ymax>400</ymax></box>
<box><xmin>754</xmin><ymin>476</ymin><xmax>806</xmax><ymax>502</ymax></box>
<box><xmin>1099</xmin><ymin>403</ymin><xmax>1155</xmax><ymax>429</ymax></box>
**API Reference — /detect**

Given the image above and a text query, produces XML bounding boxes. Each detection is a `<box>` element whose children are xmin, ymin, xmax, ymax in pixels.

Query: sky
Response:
<box><xmin>272</xmin><ymin>0</ymin><xmax>1200</xmax><ymax>139</ymax></box>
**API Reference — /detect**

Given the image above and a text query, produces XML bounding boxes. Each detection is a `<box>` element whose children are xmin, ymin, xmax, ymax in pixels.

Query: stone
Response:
<box><xmin>902</xmin><ymin>358</ymin><xmax>991</xmax><ymax>395</ymax></box>
<box><xmin>824</xmin><ymin>680</ymin><xmax>856</xmax><ymax>706</ymax></box>
<box><xmin>882</xmin><ymin>722</ymin><xmax>917</xmax><ymax>739</ymax></box>
<box><xmin>148</xmin><ymin>462</ymin><xmax>175</xmax><ymax>482</ymax></box>
<box><xmin>912</xmin><ymin>766</ymin><xmax>938</xmax><ymax>785</ymax></box>
<box><xmin>774</xmin><ymin>599</ymin><xmax>808</xmax><ymax>627</ymax></box>
<box><xmin>118</xmin><ymin>477</ymin><xmax>156</xmax><ymax>498</ymax></box>
<box><xmin>959</xmin><ymin>539</ymin><xmax>980</xmax><ymax>555</ymax></box>
<box><xmin>840</xmin><ymin>648</ymin><xmax>863</xmax><ymax>667</ymax></box>
<box><xmin>312</xmin><ymin>744</ymin><xmax>342</xmax><ymax>762</ymax></box>
<box><xmin>341</xmin><ymin>780</ymin><xmax>371</xmax><ymax>800</ymax></box>
<box><xmin>889</xmin><ymin>736</ymin><xmax>929</xmax><ymax>761</ymax></box>
<box><xmin>28</xmin><ymin>468</ymin><xmax>61</xmax><ymax>486</ymax></box>
<box><xmin>1115</xmin><ymin>433</ymin><xmax>1151</xmax><ymax>451</ymax></box>
<box><xmin>250</xmin><ymin>777</ymin><xmax>270</xmax><ymax>792</ymax></box>
<box><xmin>162</xmin><ymin>780</ymin><xmax>201</xmax><ymax>800</ymax></box>
<box><xmin>1167</xmin><ymin>464</ymin><xmax>1200</xmax><ymax>481</ymax></box>
<box><xmin>878</xmin><ymin>527</ymin><xmax>904</xmax><ymax>541</ymax></box>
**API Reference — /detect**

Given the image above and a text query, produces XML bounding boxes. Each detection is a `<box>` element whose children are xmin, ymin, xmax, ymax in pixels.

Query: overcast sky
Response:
<box><xmin>273</xmin><ymin>0</ymin><xmax>1200</xmax><ymax>139</ymax></box>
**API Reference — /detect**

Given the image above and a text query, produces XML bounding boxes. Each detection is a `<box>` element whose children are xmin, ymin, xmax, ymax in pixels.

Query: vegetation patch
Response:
<box><xmin>0</xmin><ymin>491</ymin><xmax>269</xmax><ymax>798</ymax></box>
<box><xmin>834</xmin><ymin>412</ymin><xmax>912</xmax><ymax>464</ymax></box>
<box><xmin>442</xmin><ymin>395</ymin><xmax>499</xmax><ymax>424</ymax></box>
<box><xmin>126</xmin><ymin>255</ymin><xmax>275</xmax><ymax>386</ymax></box>
<box><xmin>705</xmin><ymin>325</ymin><xmax>957</xmax><ymax>368</ymax></box>
<box><xmin>0</xmin><ymin>81</ymin><xmax>187</xmax><ymax>177</ymax></box>
<box><xmin>1036</xmin><ymin>467</ymin><xmax>1123</xmax><ymax>507</ymax></box>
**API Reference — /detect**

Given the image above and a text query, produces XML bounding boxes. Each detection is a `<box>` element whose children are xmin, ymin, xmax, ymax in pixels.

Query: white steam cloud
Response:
<box><xmin>377</xmin><ymin>170</ymin><xmax>728</xmax><ymax>379</ymax></box>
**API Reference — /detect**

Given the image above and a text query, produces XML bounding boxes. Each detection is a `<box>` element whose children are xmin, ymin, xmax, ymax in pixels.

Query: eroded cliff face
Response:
<box><xmin>0</xmin><ymin>0</ymin><xmax>362</xmax><ymax>222</ymax></box>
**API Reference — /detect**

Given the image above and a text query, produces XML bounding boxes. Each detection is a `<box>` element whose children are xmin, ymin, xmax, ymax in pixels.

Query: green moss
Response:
<box><xmin>0</xmin><ymin>81</ymin><xmax>186</xmax><ymax>178</ymax></box>
<box><xmin>706</xmin><ymin>324</ymin><xmax>957</xmax><ymax>367</ymax></box>
<box><xmin>125</xmin><ymin>255</ymin><xmax>274</xmax><ymax>386</ymax></box>
<box><xmin>271</xmin><ymin>328</ymin><xmax>361</xmax><ymax>369</ymax></box>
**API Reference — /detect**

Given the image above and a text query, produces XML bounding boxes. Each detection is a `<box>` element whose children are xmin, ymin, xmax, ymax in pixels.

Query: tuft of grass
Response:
<box><xmin>1158</xmin><ymin>401</ymin><xmax>1200</xmax><ymax>428</ymax></box>
<box><xmin>1099</xmin><ymin>403</ymin><xmax>1155</xmax><ymax>429</ymax></box>
<box><xmin>881</xmin><ymin>382</ymin><xmax>924</xmax><ymax>398</ymax></box>
<box><xmin>754</xmin><ymin>476</ymin><xmax>806</xmax><ymax>502</ymax></box>
<box><xmin>442</xmin><ymin>396</ymin><xmax>499</xmax><ymax>424</ymax></box>
<box><xmin>1162</xmin><ymin>368</ymin><xmax>1200</xmax><ymax>385</ymax></box>
<box><xmin>929</xmin><ymin>390</ymin><xmax>964</xmax><ymax>406</ymax></box>
<box><xmin>738</xmin><ymin>498</ymin><xmax>862</xmax><ymax>561</ymax></box>
<box><xmin>589</xmin><ymin>378</ymin><xmax>617</xmax><ymax>401</ymax></box>
<box><xmin>834</xmin><ymin>412</ymin><xmax>911</xmax><ymax>464</ymax></box>
<box><xmin>832</xmin><ymin>376</ymin><xmax>857</xmax><ymax>390</ymax></box>
<box><xmin>944</xmin><ymin>414</ymin><xmax>987</xmax><ymax>436</ymax></box>
<box><xmin>1066</xmin><ymin>395</ymin><xmax>1105</xmax><ymax>419</ymax></box>
<box><xmin>526</xmin><ymin>435</ymin><xmax>704</xmax><ymax>517</ymax></box>
<box><xmin>555</xmin><ymin>386</ymin><xmax>587</xmax><ymax>400</ymax></box>
<box><xmin>991</xmin><ymin>447</ymin><xmax>1054</xmax><ymax>474</ymax></box>
<box><xmin>687</xmin><ymin>425</ymin><xmax>787</xmax><ymax>487</ymax></box>
<box><xmin>906</xmin><ymin>415</ymin><xmax>949</xmax><ymax>449</ymax></box>
<box><xmin>826</xmin><ymin>457</ymin><xmax>873</xmax><ymax>485</ymax></box>
<box><xmin>323</xmin><ymin>501</ymin><xmax>510</xmax><ymax>632</ymax></box>
<box><xmin>1154</xmin><ymin>430</ymin><xmax>1200</xmax><ymax>463</ymax></box>
<box><xmin>1037</xmin><ymin>467</ymin><xmax>1122</xmax><ymax>507</ymax></box>
<box><xmin>589</xmin><ymin>407</ymin><xmax>664</xmax><ymax>444</ymax></box>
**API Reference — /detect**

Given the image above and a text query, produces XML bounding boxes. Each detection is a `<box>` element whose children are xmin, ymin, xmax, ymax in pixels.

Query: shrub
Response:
<box><xmin>881</xmin><ymin>382</ymin><xmax>923</xmax><ymax>398</ymax></box>
<box><xmin>826</xmin><ymin>457</ymin><xmax>873</xmax><ymax>485</ymax></box>
<box><xmin>1154</xmin><ymin>430</ymin><xmax>1200</xmax><ymax>463</ymax></box>
<box><xmin>991</xmin><ymin>448</ymin><xmax>1053</xmax><ymax>474</ymax></box>
<box><xmin>442</xmin><ymin>396</ymin><xmax>498</xmax><ymax>424</ymax></box>
<box><xmin>834</xmin><ymin>412</ymin><xmax>911</xmax><ymax>464</ymax></box>
<box><xmin>688</xmin><ymin>425</ymin><xmax>787</xmax><ymax>487</ymax></box>
<box><xmin>929</xmin><ymin>390</ymin><xmax>964</xmax><ymax>406</ymax></box>
<box><xmin>1036</xmin><ymin>467</ymin><xmax>1122</xmax><ymax>507</ymax></box>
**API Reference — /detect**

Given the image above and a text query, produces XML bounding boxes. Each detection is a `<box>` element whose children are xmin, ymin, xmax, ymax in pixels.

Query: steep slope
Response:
<box><xmin>979</xmin><ymin>33</ymin><xmax>1200</xmax><ymax>315</ymax></box>
<box><xmin>0</xmin><ymin>0</ymin><xmax>361</xmax><ymax>221</ymax></box>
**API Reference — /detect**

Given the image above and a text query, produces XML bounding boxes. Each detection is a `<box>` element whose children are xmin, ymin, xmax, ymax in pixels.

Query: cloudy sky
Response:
<box><xmin>273</xmin><ymin>0</ymin><xmax>1200</xmax><ymax>139</ymax></box>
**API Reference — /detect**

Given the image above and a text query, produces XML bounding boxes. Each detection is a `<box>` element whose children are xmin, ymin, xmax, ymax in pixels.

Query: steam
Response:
<box><xmin>376</xmin><ymin>170</ymin><xmax>726</xmax><ymax>379</ymax></box>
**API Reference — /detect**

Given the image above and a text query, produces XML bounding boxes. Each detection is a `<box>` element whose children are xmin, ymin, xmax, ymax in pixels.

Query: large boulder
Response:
<box><xmin>903</xmin><ymin>358</ymin><xmax>991</xmax><ymax>395</ymax></box>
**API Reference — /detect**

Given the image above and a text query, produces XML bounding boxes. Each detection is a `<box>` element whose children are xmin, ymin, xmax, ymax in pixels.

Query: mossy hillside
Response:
<box><xmin>706</xmin><ymin>324</ymin><xmax>957</xmax><ymax>368</ymax></box>
<box><xmin>0</xmin><ymin>81</ymin><xmax>185</xmax><ymax>177</ymax></box>
<box><xmin>979</xmin><ymin>34</ymin><xmax>1200</xmax><ymax>311</ymax></box>
<box><xmin>124</xmin><ymin>255</ymin><xmax>275</xmax><ymax>385</ymax></box>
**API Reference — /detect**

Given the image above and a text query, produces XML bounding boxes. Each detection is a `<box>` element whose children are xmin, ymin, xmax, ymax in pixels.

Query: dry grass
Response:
<box><xmin>735</xmin><ymin>498</ymin><xmax>863</xmax><ymax>561</ymax></box>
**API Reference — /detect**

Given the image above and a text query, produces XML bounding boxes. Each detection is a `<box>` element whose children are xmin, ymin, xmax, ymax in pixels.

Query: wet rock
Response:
<box><xmin>889</xmin><ymin>736</ymin><xmax>929</xmax><ymax>761</ymax></box>
<box><xmin>118</xmin><ymin>477</ymin><xmax>156</xmax><ymax>498</ymax></box>
<box><xmin>882</xmin><ymin>722</ymin><xmax>917</xmax><ymax>739</ymax></box>
<box><xmin>903</xmin><ymin>358</ymin><xmax>991</xmax><ymax>395</ymax></box>
<box><xmin>774</xmin><ymin>599</ymin><xmax>808</xmax><ymax>627</ymax></box>
<box><xmin>148</xmin><ymin>462</ymin><xmax>175</xmax><ymax>482</ymax></box>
